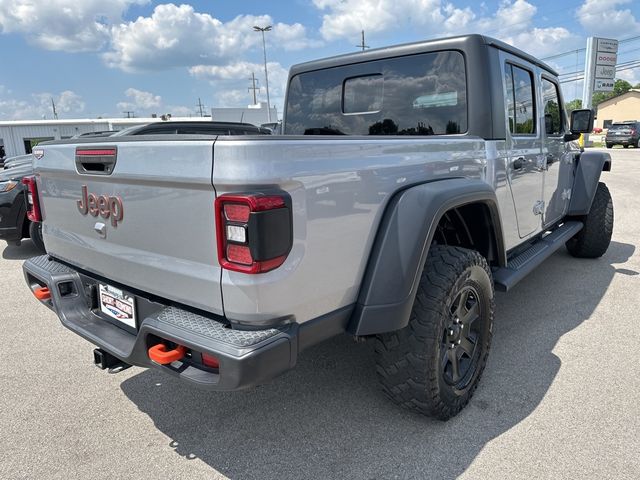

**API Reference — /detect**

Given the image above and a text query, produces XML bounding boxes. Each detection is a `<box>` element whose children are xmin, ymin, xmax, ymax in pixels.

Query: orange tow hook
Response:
<box><xmin>148</xmin><ymin>344</ymin><xmax>186</xmax><ymax>365</ymax></box>
<box><xmin>33</xmin><ymin>286</ymin><xmax>51</xmax><ymax>301</ymax></box>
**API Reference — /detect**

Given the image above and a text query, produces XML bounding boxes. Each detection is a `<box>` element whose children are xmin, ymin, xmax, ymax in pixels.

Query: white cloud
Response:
<box><xmin>312</xmin><ymin>0</ymin><xmax>474</xmax><ymax>41</ymax></box>
<box><xmin>116</xmin><ymin>88</ymin><xmax>162</xmax><ymax>114</ymax></box>
<box><xmin>104</xmin><ymin>4</ymin><xmax>315</xmax><ymax>71</ymax></box>
<box><xmin>114</xmin><ymin>88</ymin><xmax>196</xmax><ymax>117</ymax></box>
<box><xmin>118</xmin><ymin>88</ymin><xmax>161</xmax><ymax>109</ymax></box>
<box><xmin>0</xmin><ymin>90</ymin><xmax>85</xmax><ymax>120</ymax></box>
<box><xmin>576</xmin><ymin>0</ymin><xmax>640</xmax><ymax>38</ymax></box>
<box><xmin>0</xmin><ymin>0</ymin><xmax>146</xmax><ymax>52</ymax></box>
<box><xmin>190</xmin><ymin>61</ymin><xmax>289</xmax><ymax>112</ymax></box>
<box><xmin>474</xmin><ymin>0</ymin><xmax>579</xmax><ymax>57</ymax></box>
<box><xmin>311</xmin><ymin>0</ymin><xmax>579</xmax><ymax>57</ymax></box>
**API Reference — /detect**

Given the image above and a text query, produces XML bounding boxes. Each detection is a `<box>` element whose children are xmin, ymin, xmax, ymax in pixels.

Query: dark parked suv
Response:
<box><xmin>605</xmin><ymin>121</ymin><xmax>640</xmax><ymax>148</ymax></box>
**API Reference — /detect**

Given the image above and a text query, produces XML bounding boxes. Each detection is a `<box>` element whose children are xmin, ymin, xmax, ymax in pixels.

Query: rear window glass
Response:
<box><xmin>285</xmin><ymin>50</ymin><xmax>467</xmax><ymax>135</ymax></box>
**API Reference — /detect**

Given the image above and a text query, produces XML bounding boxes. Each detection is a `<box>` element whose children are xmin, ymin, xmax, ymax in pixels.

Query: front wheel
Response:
<box><xmin>375</xmin><ymin>246</ymin><xmax>494</xmax><ymax>420</ymax></box>
<box><xmin>606</xmin><ymin>143</ymin><xmax>613</xmax><ymax>149</ymax></box>
<box><xmin>566</xmin><ymin>182</ymin><xmax>613</xmax><ymax>258</ymax></box>
<box><xmin>29</xmin><ymin>221</ymin><xmax>45</xmax><ymax>253</ymax></box>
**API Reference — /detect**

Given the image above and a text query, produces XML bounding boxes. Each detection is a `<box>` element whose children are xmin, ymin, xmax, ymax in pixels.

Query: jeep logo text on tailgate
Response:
<box><xmin>77</xmin><ymin>185</ymin><xmax>123</xmax><ymax>227</ymax></box>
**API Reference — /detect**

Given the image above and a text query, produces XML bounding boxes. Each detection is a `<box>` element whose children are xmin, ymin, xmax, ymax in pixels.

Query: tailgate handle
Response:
<box><xmin>75</xmin><ymin>147</ymin><xmax>117</xmax><ymax>175</ymax></box>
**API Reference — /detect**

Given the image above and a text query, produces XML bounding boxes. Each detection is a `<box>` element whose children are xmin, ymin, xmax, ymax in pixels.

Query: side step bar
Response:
<box><xmin>493</xmin><ymin>221</ymin><xmax>583</xmax><ymax>292</ymax></box>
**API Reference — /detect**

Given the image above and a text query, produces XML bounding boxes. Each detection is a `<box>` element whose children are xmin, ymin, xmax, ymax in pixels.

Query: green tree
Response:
<box><xmin>592</xmin><ymin>79</ymin><xmax>633</xmax><ymax>106</ymax></box>
<box><xmin>565</xmin><ymin>99</ymin><xmax>582</xmax><ymax>114</ymax></box>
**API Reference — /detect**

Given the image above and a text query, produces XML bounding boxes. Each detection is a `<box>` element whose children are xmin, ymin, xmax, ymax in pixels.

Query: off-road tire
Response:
<box><xmin>566</xmin><ymin>182</ymin><xmax>613</xmax><ymax>258</ymax></box>
<box><xmin>29</xmin><ymin>221</ymin><xmax>45</xmax><ymax>253</ymax></box>
<box><xmin>623</xmin><ymin>144</ymin><xmax>629</xmax><ymax>148</ymax></box>
<box><xmin>374</xmin><ymin>245</ymin><xmax>494</xmax><ymax>420</ymax></box>
<box><xmin>606</xmin><ymin>143</ymin><xmax>612</xmax><ymax>149</ymax></box>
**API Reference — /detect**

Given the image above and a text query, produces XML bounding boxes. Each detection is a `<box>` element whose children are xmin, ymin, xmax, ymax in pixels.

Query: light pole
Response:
<box><xmin>253</xmin><ymin>25</ymin><xmax>272</xmax><ymax>123</ymax></box>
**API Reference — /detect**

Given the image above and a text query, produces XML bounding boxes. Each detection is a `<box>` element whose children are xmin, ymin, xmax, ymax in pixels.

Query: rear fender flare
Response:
<box><xmin>348</xmin><ymin>178</ymin><xmax>505</xmax><ymax>336</ymax></box>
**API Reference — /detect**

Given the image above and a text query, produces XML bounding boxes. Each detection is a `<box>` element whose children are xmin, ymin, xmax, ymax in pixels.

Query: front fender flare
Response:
<box><xmin>567</xmin><ymin>151</ymin><xmax>611</xmax><ymax>216</ymax></box>
<box><xmin>348</xmin><ymin>178</ymin><xmax>505</xmax><ymax>336</ymax></box>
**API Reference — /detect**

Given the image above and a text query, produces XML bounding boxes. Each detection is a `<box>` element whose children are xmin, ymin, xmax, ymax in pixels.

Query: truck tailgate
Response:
<box><xmin>36</xmin><ymin>139</ymin><xmax>222</xmax><ymax>315</ymax></box>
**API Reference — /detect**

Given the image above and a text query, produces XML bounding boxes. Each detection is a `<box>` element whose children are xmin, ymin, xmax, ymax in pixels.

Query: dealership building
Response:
<box><xmin>595</xmin><ymin>89</ymin><xmax>640</xmax><ymax>130</ymax></box>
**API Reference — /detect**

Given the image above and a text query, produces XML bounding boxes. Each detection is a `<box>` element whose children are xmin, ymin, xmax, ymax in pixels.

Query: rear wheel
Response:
<box><xmin>29</xmin><ymin>221</ymin><xmax>45</xmax><ymax>253</ymax></box>
<box><xmin>623</xmin><ymin>144</ymin><xmax>629</xmax><ymax>148</ymax></box>
<box><xmin>566</xmin><ymin>182</ymin><xmax>613</xmax><ymax>258</ymax></box>
<box><xmin>606</xmin><ymin>143</ymin><xmax>612</xmax><ymax>149</ymax></box>
<box><xmin>374</xmin><ymin>245</ymin><xmax>494</xmax><ymax>420</ymax></box>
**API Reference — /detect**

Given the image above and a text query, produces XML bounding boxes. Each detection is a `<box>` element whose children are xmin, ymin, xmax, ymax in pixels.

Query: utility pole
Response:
<box><xmin>196</xmin><ymin>97</ymin><xmax>206</xmax><ymax>117</ymax></box>
<box><xmin>356</xmin><ymin>30</ymin><xmax>369</xmax><ymax>52</ymax></box>
<box><xmin>253</xmin><ymin>25</ymin><xmax>272</xmax><ymax>123</ymax></box>
<box><xmin>248</xmin><ymin>72</ymin><xmax>260</xmax><ymax>105</ymax></box>
<box><xmin>123</xmin><ymin>111</ymin><xmax>135</xmax><ymax>118</ymax></box>
<box><xmin>51</xmin><ymin>97</ymin><xmax>58</xmax><ymax>120</ymax></box>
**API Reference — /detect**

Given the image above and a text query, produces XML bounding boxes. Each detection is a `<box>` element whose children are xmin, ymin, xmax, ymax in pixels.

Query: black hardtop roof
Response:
<box><xmin>289</xmin><ymin>33</ymin><xmax>558</xmax><ymax>77</ymax></box>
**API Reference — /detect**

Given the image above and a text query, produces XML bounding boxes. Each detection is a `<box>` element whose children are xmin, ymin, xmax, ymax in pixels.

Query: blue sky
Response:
<box><xmin>0</xmin><ymin>0</ymin><xmax>639</xmax><ymax>120</ymax></box>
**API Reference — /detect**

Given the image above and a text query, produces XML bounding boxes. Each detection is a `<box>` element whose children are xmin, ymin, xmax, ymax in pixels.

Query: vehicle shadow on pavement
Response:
<box><xmin>2</xmin><ymin>241</ymin><xmax>40</xmax><ymax>260</ymax></box>
<box><xmin>121</xmin><ymin>241</ymin><xmax>635</xmax><ymax>480</ymax></box>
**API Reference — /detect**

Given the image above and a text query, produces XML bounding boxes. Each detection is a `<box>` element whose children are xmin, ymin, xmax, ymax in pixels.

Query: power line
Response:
<box><xmin>558</xmin><ymin>57</ymin><xmax>640</xmax><ymax>77</ymax></box>
<box><xmin>541</xmin><ymin>34</ymin><xmax>640</xmax><ymax>62</ymax></box>
<box><xmin>559</xmin><ymin>61</ymin><xmax>640</xmax><ymax>84</ymax></box>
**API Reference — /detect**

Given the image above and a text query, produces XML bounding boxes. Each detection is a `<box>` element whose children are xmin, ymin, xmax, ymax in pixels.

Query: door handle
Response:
<box><xmin>513</xmin><ymin>157</ymin><xmax>525</xmax><ymax>170</ymax></box>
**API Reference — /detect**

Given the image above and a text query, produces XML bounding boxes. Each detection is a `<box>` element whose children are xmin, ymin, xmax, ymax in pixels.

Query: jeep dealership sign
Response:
<box><xmin>582</xmin><ymin>37</ymin><xmax>619</xmax><ymax>108</ymax></box>
<box><xmin>592</xmin><ymin>37</ymin><xmax>618</xmax><ymax>92</ymax></box>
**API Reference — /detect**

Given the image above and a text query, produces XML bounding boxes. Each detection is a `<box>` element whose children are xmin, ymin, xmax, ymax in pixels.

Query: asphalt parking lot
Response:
<box><xmin>1</xmin><ymin>147</ymin><xmax>639</xmax><ymax>480</ymax></box>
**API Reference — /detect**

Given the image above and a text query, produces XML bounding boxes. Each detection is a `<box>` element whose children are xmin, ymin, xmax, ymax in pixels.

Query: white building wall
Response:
<box><xmin>0</xmin><ymin>121</ymin><xmax>110</xmax><ymax>158</ymax></box>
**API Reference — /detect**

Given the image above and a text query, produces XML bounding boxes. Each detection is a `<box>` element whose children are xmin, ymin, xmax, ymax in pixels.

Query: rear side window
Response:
<box><xmin>285</xmin><ymin>50</ymin><xmax>467</xmax><ymax>135</ymax></box>
<box><xmin>504</xmin><ymin>64</ymin><xmax>536</xmax><ymax>135</ymax></box>
<box><xmin>541</xmin><ymin>78</ymin><xmax>563</xmax><ymax>135</ymax></box>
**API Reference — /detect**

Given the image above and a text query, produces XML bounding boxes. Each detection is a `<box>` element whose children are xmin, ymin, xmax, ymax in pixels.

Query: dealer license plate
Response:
<box><xmin>98</xmin><ymin>284</ymin><xmax>137</xmax><ymax>329</ymax></box>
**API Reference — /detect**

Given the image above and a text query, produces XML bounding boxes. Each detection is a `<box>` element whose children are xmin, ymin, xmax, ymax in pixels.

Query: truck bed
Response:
<box><xmin>36</xmin><ymin>134</ymin><xmax>501</xmax><ymax>326</ymax></box>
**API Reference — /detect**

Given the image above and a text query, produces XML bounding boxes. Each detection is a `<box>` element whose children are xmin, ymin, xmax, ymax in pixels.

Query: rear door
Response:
<box><xmin>37</xmin><ymin>139</ymin><xmax>223</xmax><ymax>315</ymax></box>
<box><xmin>502</xmin><ymin>55</ymin><xmax>544</xmax><ymax>238</ymax></box>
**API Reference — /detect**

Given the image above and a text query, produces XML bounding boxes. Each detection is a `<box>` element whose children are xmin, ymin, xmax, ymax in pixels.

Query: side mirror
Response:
<box><xmin>570</xmin><ymin>109</ymin><xmax>594</xmax><ymax>133</ymax></box>
<box><xmin>564</xmin><ymin>109</ymin><xmax>594</xmax><ymax>142</ymax></box>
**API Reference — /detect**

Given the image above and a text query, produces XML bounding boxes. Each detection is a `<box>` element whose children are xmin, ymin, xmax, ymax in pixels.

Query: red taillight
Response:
<box><xmin>224</xmin><ymin>203</ymin><xmax>251</xmax><ymax>222</ymax></box>
<box><xmin>21</xmin><ymin>175</ymin><xmax>42</xmax><ymax>222</ymax></box>
<box><xmin>227</xmin><ymin>244</ymin><xmax>253</xmax><ymax>265</ymax></box>
<box><xmin>202</xmin><ymin>353</ymin><xmax>220</xmax><ymax>369</ymax></box>
<box><xmin>215</xmin><ymin>193</ymin><xmax>292</xmax><ymax>274</ymax></box>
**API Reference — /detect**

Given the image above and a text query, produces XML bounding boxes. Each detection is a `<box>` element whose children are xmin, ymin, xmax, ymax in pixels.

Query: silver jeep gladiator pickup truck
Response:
<box><xmin>23</xmin><ymin>34</ymin><xmax>612</xmax><ymax>419</ymax></box>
